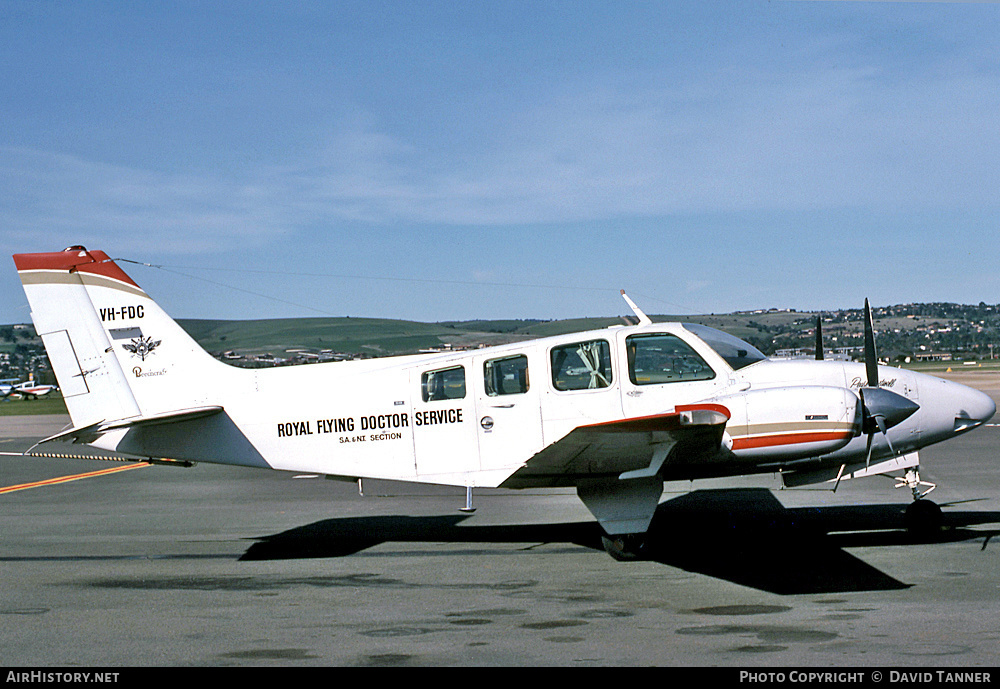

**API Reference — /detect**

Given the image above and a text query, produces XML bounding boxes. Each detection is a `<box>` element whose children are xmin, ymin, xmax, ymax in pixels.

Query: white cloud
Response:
<box><xmin>3</xmin><ymin>54</ymin><xmax>997</xmax><ymax>255</ymax></box>
<box><xmin>267</xmin><ymin>61</ymin><xmax>1000</xmax><ymax>227</ymax></box>
<box><xmin>0</xmin><ymin>147</ymin><xmax>291</xmax><ymax>254</ymax></box>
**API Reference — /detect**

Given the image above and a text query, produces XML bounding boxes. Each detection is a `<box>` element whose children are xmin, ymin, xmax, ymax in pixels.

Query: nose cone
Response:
<box><xmin>954</xmin><ymin>385</ymin><xmax>996</xmax><ymax>433</ymax></box>
<box><xmin>910</xmin><ymin>373</ymin><xmax>996</xmax><ymax>446</ymax></box>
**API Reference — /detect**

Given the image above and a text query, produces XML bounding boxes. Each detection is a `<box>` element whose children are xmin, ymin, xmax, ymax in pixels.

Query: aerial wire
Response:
<box><xmin>115</xmin><ymin>259</ymin><xmax>341</xmax><ymax>316</ymax></box>
<box><xmin>113</xmin><ymin>258</ymin><xmax>700</xmax><ymax>317</ymax></box>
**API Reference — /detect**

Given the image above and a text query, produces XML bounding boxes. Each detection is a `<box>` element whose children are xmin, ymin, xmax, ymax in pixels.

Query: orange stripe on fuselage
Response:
<box><xmin>0</xmin><ymin>462</ymin><xmax>150</xmax><ymax>494</ymax></box>
<box><xmin>731</xmin><ymin>431</ymin><xmax>854</xmax><ymax>451</ymax></box>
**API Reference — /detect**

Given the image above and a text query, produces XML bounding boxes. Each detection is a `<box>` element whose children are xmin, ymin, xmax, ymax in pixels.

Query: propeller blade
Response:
<box><xmin>863</xmin><ymin>299</ymin><xmax>878</xmax><ymax>387</ymax></box>
<box><xmin>883</xmin><ymin>426</ymin><xmax>897</xmax><ymax>457</ymax></box>
<box><xmin>875</xmin><ymin>414</ymin><xmax>888</xmax><ymax>436</ymax></box>
<box><xmin>856</xmin><ymin>304</ymin><xmax>919</xmax><ymax>465</ymax></box>
<box><xmin>815</xmin><ymin>315</ymin><xmax>824</xmax><ymax>360</ymax></box>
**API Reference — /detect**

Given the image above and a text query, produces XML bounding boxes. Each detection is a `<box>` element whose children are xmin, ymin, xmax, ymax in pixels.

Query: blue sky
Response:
<box><xmin>2</xmin><ymin>1</ymin><xmax>998</xmax><ymax>324</ymax></box>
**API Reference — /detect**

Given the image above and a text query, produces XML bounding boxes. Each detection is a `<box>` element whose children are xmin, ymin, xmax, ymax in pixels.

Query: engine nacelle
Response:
<box><xmin>710</xmin><ymin>386</ymin><xmax>860</xmax><ymax>462</ymax></box>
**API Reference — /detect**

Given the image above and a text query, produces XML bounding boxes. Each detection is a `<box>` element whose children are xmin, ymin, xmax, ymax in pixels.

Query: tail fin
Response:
<box><xmin>13</xmin><ymin>247</ymin><xmax>223</xmax><ymax>431</ymax></box>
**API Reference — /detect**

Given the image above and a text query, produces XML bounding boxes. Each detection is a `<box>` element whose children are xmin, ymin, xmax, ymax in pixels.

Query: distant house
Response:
<box><xmin>913</xmin><ymin>351</ymin><xmax>953</xmax><ymax>362</ymax></box>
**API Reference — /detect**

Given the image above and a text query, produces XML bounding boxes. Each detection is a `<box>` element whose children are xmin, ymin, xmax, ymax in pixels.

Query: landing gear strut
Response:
<box><xmin>898</xmin><ymin>467</ymin><xmax>943</xmax><ymax>535</ymax></box>
<box><xmin>897</xmin><ymin>466</ymin><xmax>936</xmax><ymax>501</ymax></box>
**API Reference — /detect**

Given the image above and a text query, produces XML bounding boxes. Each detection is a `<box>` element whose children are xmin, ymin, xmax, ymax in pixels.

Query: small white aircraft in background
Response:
<box><xmin>0</xmin><ymin>376</ymin><xmax>57</xmax><ymax>400</ymax></box>
<box><xmin>12</xmin><ymin>247</ymin><xmax>996</xmax><ymax>559</ymax></box>
<box><xmin>11</xmin><ymin>376</ymin><xmax>58</xmax><ymax>400</ymax></box>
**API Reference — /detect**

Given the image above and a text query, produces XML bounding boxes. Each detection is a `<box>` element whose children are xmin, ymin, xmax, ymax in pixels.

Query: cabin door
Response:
<box><xmin>472</xmin><ymin>350</ymin><xmax>544</xmax><ymax>478</ymax></box>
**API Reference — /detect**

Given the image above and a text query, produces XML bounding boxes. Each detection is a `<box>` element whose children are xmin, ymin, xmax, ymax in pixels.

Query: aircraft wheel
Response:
<box><xmin>905</xmin><ymin>499</ymin><xmax>943</xmax><ymax>535</ymax></box>
<box><xmin>601</xmin><ymin>533</ymin><xmax>649</xmax><ymax>562</ymax></box>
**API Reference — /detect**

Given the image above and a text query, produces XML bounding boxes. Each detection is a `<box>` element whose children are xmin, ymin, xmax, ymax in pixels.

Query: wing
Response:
<box><xmin>500</xmin><ymin>406</ymin><xmax>732</xmax><ymax>489</ymax></box>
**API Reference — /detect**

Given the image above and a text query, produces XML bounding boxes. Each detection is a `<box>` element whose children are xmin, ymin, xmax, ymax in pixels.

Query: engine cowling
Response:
<box><xmin>710</xmin><ymin>386</ymin><xmax>860</xmax><ymax>462</ymax></box>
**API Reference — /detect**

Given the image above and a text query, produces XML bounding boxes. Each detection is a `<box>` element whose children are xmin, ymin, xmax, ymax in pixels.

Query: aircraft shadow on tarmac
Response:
<box><xmin>241</xmin><ymin>488</ymin><xmax>1000</xmax><ymax>596</ymax></box>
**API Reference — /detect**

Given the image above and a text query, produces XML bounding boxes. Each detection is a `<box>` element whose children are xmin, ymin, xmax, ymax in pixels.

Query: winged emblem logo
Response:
<box><xmin>123</xmin><ymin>336</ymin><xmax>161</xmax><ymax>361</ymax></box>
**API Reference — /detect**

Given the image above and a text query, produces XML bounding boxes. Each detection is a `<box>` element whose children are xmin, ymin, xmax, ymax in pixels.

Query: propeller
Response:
<box><xmin>863</xmin><ymin>299</ymin><xmax>878</xmax><ymax>389</ymax></box>
<box><xmin>815</xmin><ymin>314</ymin><xmax>824</xmax><ymax>360</ymax></box>
<box><xmin>857</xmin><ymin>299</ymin><xmax>919</xmax><ymax>467</ymax></box>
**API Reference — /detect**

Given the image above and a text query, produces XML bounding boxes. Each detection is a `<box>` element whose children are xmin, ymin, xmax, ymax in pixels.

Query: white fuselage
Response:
<box><xmin>13</xmin><ymin>247</ymin><xmax>995</xmax><ymax>493</ymax></box>
<box><xmin>93</xmin><ymin>322</ymin><xmax>994</xmax><ymax>488</ymax></box>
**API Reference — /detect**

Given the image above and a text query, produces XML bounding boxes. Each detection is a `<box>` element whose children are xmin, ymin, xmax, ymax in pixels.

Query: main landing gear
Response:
<box><xmin>599</xmin><ymin>467</ymin><xmax>945</xmax><ymax>559</ymax></box>
<box><xmin>899</xmin><ymin>467</ymin><xmax>943</xmax><ymax>535</ymax></box>
<box><xmin>601</xmin><ymin>533</ymin><xmax>650</xmax><ymax>561</ymax></box>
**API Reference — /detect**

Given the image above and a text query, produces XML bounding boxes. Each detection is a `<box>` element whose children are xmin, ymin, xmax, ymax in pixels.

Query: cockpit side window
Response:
<box><xmin>551</xmin><ymin>339</ymin><xmax>613</xmax><ymax>391</ymax></box>
<box><xmin>484</xmin><ymin>354</ymin><xmax>529</xmax><ymax>396</ymax></box>
<box><xmin>421</xmin><ymin>366</ymin><xmax>466</xmax><ymax>402</ymax></box>
<box><xmin>682</xmin><ymin>323</ymin><xmax>767</xmax><ymax>370</ymax></box>
<box><xmin>626</xmin><ymin>333</ymin><xmax>716</xmax><ymax>385</ymax></box>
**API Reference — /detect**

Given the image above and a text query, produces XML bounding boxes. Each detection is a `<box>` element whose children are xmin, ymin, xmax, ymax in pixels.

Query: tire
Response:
<box><xmin>905</xmin><ymin>499</ymin><xmax>943</xmax><ymax>535</ymax></box>
<box><xmin>601</xmin><ymin>533</ymin><xmax>649</xmax><ymax>561</ymax></box>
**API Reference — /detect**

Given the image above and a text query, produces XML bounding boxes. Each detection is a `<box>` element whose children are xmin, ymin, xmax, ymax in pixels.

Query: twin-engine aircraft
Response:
<box><xmin>12</xmin><ymin>247</ymin><xmax>996</xmax><ymax>559</ymax></box>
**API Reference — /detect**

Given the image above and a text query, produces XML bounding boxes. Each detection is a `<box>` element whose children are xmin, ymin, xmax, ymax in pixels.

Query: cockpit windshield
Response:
<box><xmin>682</xmin><ymin>323</ymin><xmax>768</xmax><ymax>371</ymax></box>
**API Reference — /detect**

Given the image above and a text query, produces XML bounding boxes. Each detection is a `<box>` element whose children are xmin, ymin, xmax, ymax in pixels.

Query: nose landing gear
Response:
<box><xmin>897</xmin><ymin>467</ymin><xmax>943</xmax><ymax>534</ymax></box>
<box><xmin>897</xmin><ymin>466</ymin><xmax>936</xmax><ymax>501</ymax></box>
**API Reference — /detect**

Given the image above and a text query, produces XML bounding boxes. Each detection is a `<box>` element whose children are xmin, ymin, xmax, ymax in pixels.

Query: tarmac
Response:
<box><xmin>1</xmin><ymin>372</ymin><xmax>999</xmax><ymax>668</ymax></box>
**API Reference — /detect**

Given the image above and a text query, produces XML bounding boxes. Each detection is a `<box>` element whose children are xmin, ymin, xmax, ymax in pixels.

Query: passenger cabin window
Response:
<box><xmin>421</xmin><ymin>366</ymin><xmax>466</xmax><ymax>402</ymax></box>
<box><xmin>484</xmin><ymin>354</ymin><xmax>529</xmax><ymax>396</ymax></box>
<box><xmin>626</xmin><ymin>333</ymin><xmax>715</xmax><ymax>385</ymax></box>
<box><xmin>551</xmin><ymin>339</ymin><xmax>613</xmax><ymax>391</ymax></box>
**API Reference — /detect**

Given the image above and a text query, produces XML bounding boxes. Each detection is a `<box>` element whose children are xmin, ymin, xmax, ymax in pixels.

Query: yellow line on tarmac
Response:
<box><xmin>0</xmin><ymin>462</ymin><xmax>151</xmax><ymax>494</ymax></box>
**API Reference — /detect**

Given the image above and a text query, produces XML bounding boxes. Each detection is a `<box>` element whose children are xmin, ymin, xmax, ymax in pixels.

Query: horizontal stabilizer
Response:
<box><xmin>40</xmin><ymin>406</ymin><xmax>225</xmax><ymax>445</ymax></box>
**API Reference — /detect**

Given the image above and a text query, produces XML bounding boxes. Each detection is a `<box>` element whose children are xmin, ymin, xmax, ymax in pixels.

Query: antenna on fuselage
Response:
<box><xmin>621</xmin><ymin>291</ymin><xmax>652</xmax><ymax>326</ymax></box>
